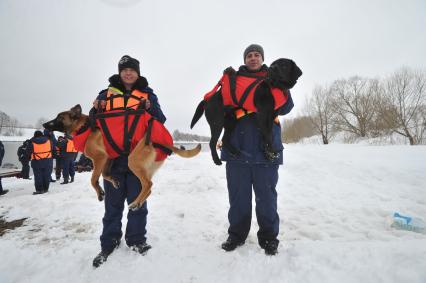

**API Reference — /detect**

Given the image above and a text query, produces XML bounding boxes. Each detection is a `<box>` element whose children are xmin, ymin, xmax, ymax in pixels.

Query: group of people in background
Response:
<box><xmin>16</xmin><ymin>130</ymin><xmax>80</xmax><ymax>194</ymax></box>
<box><xmin>0</xmin><ymin>132</ymin><xmax>93</xmax><ymax>197</ymax></box>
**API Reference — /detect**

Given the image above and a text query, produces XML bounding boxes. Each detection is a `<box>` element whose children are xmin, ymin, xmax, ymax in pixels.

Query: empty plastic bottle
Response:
<box><xmin>391</xmin><ymin>212</ymin><xmax>426</xmax><ymax>234</ymax></box>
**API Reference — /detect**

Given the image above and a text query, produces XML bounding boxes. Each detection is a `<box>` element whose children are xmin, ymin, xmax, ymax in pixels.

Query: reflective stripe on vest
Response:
<box><xmin>66</xmin><ymin>140</ymin><xmax>77</xmax><ymax>153</ymax></box>
<box><xmin>234</xmin><ymin>108</ymin><xmax>280</xmax><ymax>124</ymax></box>
<box><xmin>105</xmin><ymin>87</ymin><xmax>149</xmax><ymax>111</ymax></box>
<box><xmin>31</xmin><ymin>140</ymin><xmax>52</xmax><ymax>160</ymax></box>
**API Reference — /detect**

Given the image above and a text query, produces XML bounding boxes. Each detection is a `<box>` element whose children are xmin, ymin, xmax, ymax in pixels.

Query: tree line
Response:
<box><xmin>0</xmin><ymin>111</ymin><xmax>23</xmax><ymax>136</ymax></box>
<box><xmin>283</xmin><ymin>67</ymin><xmax>426</xmax><ymax>145</ymax></box>
<box><xmin>172</xmin><ymin>129</ymin><xmax>209</xmax><ymax>142</ymax></box>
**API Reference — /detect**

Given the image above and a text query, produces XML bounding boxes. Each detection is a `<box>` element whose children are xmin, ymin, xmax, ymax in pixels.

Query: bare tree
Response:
<box><xmin>305</xmin><ymin>85</ymin><xmax>334</xmax><ymax>144</ymax></box>
<box><xmin>380</xmin><ymin>68</ymin><xmax>426</xmax><ymax>145</ymax></box>
<box><xmin>0</xmin><ymin>111</ymin><xmax>11</xmax><ymax>135</ymax></box>
<box><xmin>331</xmin><ymin>76</ymin><xmax>380</xmax><ymax>138</ymax></box>
<box><xmin>281</xmin><ymin>116</ymin><xmax>316</xmax><ymax>143</ymax></box>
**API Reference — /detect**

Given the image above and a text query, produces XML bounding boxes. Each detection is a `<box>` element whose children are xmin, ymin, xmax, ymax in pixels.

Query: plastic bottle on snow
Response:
<box><xmin>391</xmin><ymin>212</ymin><xmax>426</xmax><ymax>234</ymax></box>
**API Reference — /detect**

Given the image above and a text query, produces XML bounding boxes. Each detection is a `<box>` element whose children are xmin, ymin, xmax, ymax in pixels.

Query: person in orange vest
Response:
<box><xmin>206</xmin><ymin>44</ymin><xmax>296</xmax><ymax>256</ymax></box>
<box><xmin>28</xmin><ymin>130</ymin><xmax>54</xmax><ymax>195</ymax></box>
<box><xmin>91</xmin><ymin>55</ymin><xmax>166</xmax><ymax>268</ymax></box>
<box><xmin>58</xmin><ymin>135</ymin><xmax>77</xmax><ymax>184</ymax></box>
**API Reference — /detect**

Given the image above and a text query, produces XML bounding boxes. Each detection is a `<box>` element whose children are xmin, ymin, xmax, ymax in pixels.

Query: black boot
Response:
<box><xmin>0</xmin><ymin>189</ymin><xmax>9</xmax><ymax>196</ymax></box>
<box><xmin>92</xmin><ymin>241</ymin><xmax>120</xmax><ymax>268</ymax></box>
<box><xmin>60</xmin><ymin>179</ymin><xmax>69</xmax><ymax>185</ymax></box>
<box><xmin>33</xmin><ymin>191</ymin><xmax>44</xmax><ymax>195</ymax></box>
<box><xmin>92</xmin><ymin>250</ymin><xmax>113</xmax><ymax>268</ymax></box>
<box><xmin>221</xmin><ymin>237</ymin><xmax>245</xmax><ymax>252</ymax></box>
<box><xmin>259</xmin><ymin>239</ymin><xmax>279</xmax><ymax>255</ymax></box>
<box><xmin>130</xmin><ymin>242</ymin><xmax>152</xmax><ymax>255</ymax></box>
<box><xmin>70</xmin><ymin>176</ymin><xmax>74</xmax><ymax>183</ymax></box>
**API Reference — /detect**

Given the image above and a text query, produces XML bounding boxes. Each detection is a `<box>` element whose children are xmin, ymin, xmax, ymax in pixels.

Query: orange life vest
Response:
<box><xmin>31</xmin><ymin>140</ymin><xmax>52</xmax><ymax>160</ymax></box>
<box><xmin>66</xmin><ymin>139</ymin><xmax>77</xmax><ymax>153</ymax></box>
<box><xmin>204</xmin><ymin>70</ymin><xmax>288</xmax><ymax>113</ymax></box>
<box><xmin>105</xmin><ymin>87</ymin><xmax>149</xmax><ymax>111</ymax></box>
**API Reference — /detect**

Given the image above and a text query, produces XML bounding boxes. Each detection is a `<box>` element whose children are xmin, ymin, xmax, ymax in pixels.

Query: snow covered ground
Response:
<box><xmin>1</xmin><ymin>144</ymin><xmax>425</xmax><ymax>283</ymax></box>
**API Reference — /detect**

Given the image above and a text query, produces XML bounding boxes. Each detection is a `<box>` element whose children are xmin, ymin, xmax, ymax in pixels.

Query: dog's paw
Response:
<box><xmin>112</xmin><ymin>179</ymin><xmax>120</xmax><ymax>189</ymax></box>
<box><xmin>213</xmin><ymin>156</ymin><xmax>222</xmax><ymax>166</ymax></box>
<box><xmin>264</xmin><ymin>150</ymin><xmax>280</xmax><ymax>161</ymax></box>
<box><xmin>98</xmin><ymin>190</ymin><xmax>105</xmax><ymax>202</ymax></box>
<box><xmin>128</xmin><ymin>201</ymin><xmax>142</xmax><ymax>211</ymax></box>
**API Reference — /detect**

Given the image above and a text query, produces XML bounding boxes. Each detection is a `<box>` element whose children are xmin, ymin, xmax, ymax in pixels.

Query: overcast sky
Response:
<box><xmin>1</xmin><ymin>0</ymin><xmax>425</xmax><ymax>136</ymax></box>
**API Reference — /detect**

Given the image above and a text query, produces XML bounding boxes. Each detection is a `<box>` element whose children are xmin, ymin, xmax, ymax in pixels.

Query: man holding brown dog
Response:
<box><xmin>91</xmin><ymin>55</ymin><xmax>166</xmax><ymax>268</ymax></box>
<box><xmin>215</xmin><ymin>44</ymin><xmax>295</xmax><ymax>255</ymax></box>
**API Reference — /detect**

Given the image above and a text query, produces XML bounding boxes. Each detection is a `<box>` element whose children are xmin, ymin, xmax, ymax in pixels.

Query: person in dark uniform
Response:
<box><xmin>28</xmin><ymin>130</ymin><xmax>54</xmax><ymax>194</ymax></box>
<box><xmin>204</xmin><ymin>44</ymin><xmax>295</xmax><ymax>256</ymax></box>
<box><xmin>58</xmin><ymin>135</ymin><xmax>77</xmax><ymax>184</ymax></box>
<box><xmin>54</xmin><ymin>136</ymin><xmax>64</xmax><ymax>182</ymax></box>
<box><xmin>0</xmin><ymin>140</ymin><xmax>8</xmax><ymax>196</ymax></box>
<box><xmin>17</xmin><ymin>139</ymin><xmax>31</xmax><ymax>179</ymax></box>
<box><xmin>91</xmin><ymin>55</ymin><xmax>166</xmax><ymax>268</ymax></box>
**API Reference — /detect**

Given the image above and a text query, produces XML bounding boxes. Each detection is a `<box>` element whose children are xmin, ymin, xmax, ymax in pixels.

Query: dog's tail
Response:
<box><xmin>190</xmin><ymin>100</ymin><xmax>205</xmax><ymax>129</ymax></box>
<box><xmin>165</xmin><ymin>143</ymin><xmax>202</xmax><ymax>158</ymax></box>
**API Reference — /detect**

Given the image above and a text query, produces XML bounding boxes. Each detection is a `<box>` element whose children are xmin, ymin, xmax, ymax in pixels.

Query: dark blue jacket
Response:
<box><xmin>97</xmin><ymin>74</ymin><xmax>166</xmax><ymax>123</ymax></box>
<box><xmin>220</xmin><ymin>115</ymin><xmax>285</xmax><ymax>164</ymax></box>
<box><xmin>17</xmin><ymin>140</ymin><xmax>31</xmax><ymax>163</ymax></box>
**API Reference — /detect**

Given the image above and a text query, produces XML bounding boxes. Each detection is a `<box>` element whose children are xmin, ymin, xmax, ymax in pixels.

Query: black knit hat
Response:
<box><xmin>118</xmin><ymin>55</ymin><xmax>140</xmax><ymax>75</ymax></box>
<box><xmin>34</xmin><ymin>130</ymin><xmax>43</xmax><ymax>137</ymax></box>
<box><xmin>243</xmin><ymin>44</ymin><xmax>264</xmax><ymax>61</ymax></box>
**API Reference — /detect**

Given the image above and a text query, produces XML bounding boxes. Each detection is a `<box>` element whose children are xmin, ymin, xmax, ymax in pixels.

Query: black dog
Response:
<box><xmin>191</xmin><ymin>58</ymin><xmax>302</xmax><ymax>165</ymax></box>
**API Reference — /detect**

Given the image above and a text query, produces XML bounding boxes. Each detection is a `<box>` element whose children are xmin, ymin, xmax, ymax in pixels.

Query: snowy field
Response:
<box><xmin>0</xmin><ymin>144</ymin><xmax>426</xmax><ymax>283</ymax></box>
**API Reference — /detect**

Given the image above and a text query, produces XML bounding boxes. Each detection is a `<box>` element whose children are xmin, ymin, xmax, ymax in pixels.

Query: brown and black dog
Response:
<box><xmin>43</xmin><ymin>104</ymin><xmax>201</xmax><ymax>210</ymax></box>
<box><xmin>191</xmin><ymin>58</ymin><xmax>302</xmax><ymax>165</ymax></box>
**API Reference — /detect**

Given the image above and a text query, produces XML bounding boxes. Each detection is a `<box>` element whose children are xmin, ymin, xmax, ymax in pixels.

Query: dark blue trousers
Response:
<box><xmin>226</xmin><ymin>162</ymin><xmax>279</xmax><ymax>243</ymax></box>
<box><xmin>100</xmin><ymin>169</ymin><xmax>148</xmax><ymax>252</ymax></box>
<box><xmin>31</xmin><ymin>159</ymin><xmax>53</xmax><ymax>192</ymax></box>
<box><xmin>21</xmin><ymin>161</ymin><xmax>30</xmax><ymax>179</ymax></box>
<box><xmin>61</xmin><ymin>158</ymin><xmax>75</xmax><ymax>181</ymax></box>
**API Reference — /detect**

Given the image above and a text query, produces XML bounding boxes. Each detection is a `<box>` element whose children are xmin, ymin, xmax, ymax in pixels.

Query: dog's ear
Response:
<box><xmin>70</xmin><ymin>104</ymin><xmax>82</xmax><ymax>120</ymax></box>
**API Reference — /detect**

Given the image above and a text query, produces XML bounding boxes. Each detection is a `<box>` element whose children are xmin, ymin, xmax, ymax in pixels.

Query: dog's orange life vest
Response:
<box><xmin>204</xmin><ymin>70</ymin><xmax>289</xmax><ymax>113</ymax></box>
<box><xmin>105</xmin><ymin>87</ymin><xmax>149</xmax><ymax>111</ymax></box>
<box><xmin>66</xmin><ymin>139</ymin><xmax>77</xmax><ymax>153</ymax></box>
<box><xmin>31</xmin><ymin>140</ymin><xmax>52</xmax><ymax>160</ymax></box>
<box><xmin>71</xmin><ymin>112</ymin><xmax>173</xmax><ymax>162</ymax></box>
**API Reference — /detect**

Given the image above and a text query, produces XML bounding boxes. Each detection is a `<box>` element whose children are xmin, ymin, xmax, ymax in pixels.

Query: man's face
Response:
<box><xmin>245</xmin><ymin>51</ymin><xmax>263</xmax><ymax>71</ymax></box>
<box><xmin>120</xmin><ymin>68</ymin><xmax>139</xmax><ymax>85</ymax></box>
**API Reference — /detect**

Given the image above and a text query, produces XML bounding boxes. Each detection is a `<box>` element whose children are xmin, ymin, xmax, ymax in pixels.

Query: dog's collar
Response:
<box><xmin>73</xmin><ymin>120</ymin><xmax>90</xmax><ymax>136</ymax></box>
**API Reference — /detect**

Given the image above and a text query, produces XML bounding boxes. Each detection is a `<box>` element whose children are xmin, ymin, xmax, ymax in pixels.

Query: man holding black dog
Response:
<box><xmin>213</xmin><ymin>44</ymin><xmax>296</xmax><ymax>255</ymax></box>
<box><xmin>91</xmin><ymin>55</ymin><xmax>166</xmax><ymax>268</ymax></box>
